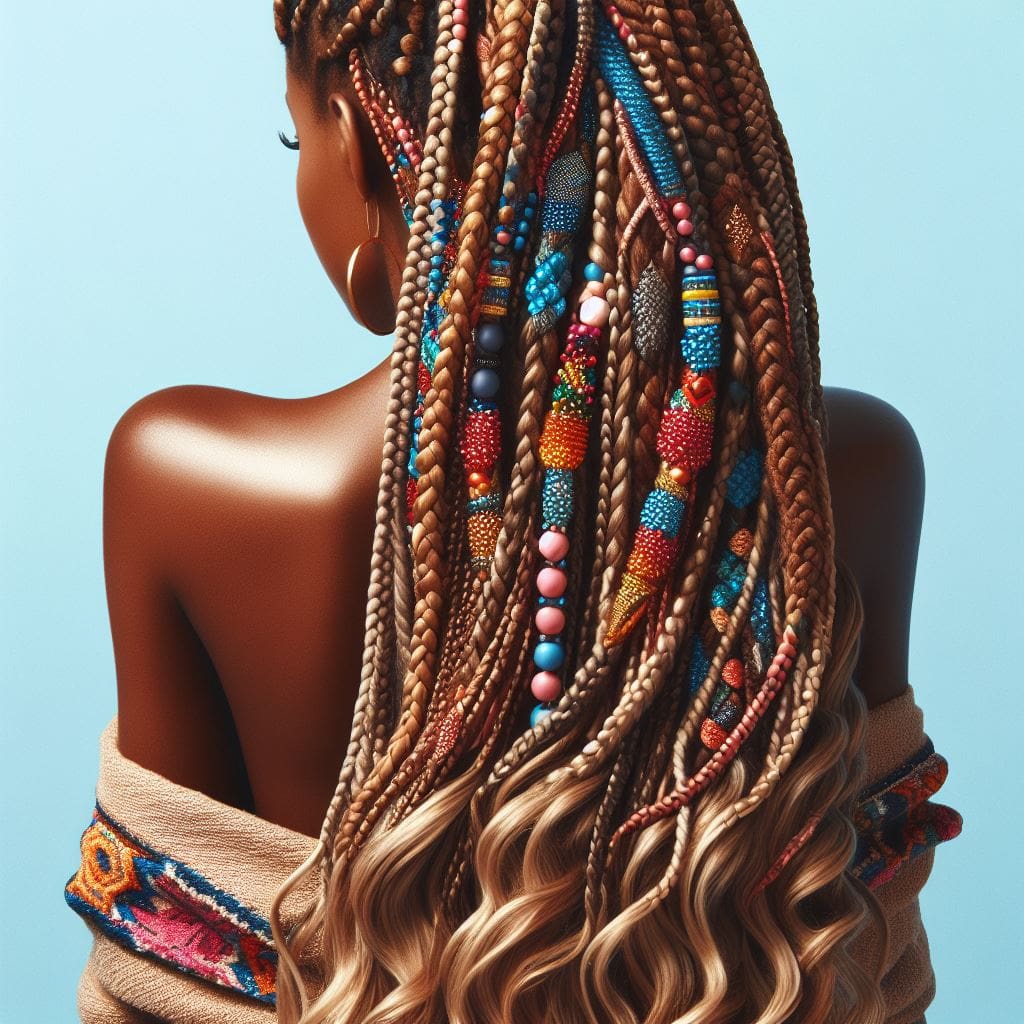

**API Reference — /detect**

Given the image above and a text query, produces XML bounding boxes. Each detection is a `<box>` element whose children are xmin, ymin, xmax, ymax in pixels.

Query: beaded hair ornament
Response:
<box><xmin>275</xmin><ymin>0</ymin><xmax>836</xmax><ymax>902</ymax></box>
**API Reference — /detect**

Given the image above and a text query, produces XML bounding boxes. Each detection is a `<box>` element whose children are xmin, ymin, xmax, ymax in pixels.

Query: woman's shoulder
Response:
<box><xmin>821</xmin><ymin>386</ymin><xmax>926</xmax><ymax>709</ymax></box>
<box><xmin>105</xmin><ymin>369</ymin><xmax>388</xmax><ymax>505</ymax></box>
<box><xmin>102</xmin><ymin>363</ymin><xmax>391</xmax><ymax>831</ymax></box>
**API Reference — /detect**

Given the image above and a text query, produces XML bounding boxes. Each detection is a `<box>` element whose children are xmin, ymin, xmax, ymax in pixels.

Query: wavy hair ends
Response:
<box><xmin>271</xmin><ymin>0</ymin><xmax>890</xmax><ymax>1020</ymax></box>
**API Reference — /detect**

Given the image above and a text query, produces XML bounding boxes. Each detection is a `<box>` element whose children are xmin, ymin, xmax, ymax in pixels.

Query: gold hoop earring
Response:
<box><xmin>345</xmin><ymin>194</ymin><xmax>396</xmax><ymax>337</ymax></box>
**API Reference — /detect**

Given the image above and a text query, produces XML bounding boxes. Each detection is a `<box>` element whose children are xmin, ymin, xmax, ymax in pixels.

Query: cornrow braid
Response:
<box><xmin>271</xmin><ymin>0</ymin><xmax>888</xmax><ymax>1020</ymax></box>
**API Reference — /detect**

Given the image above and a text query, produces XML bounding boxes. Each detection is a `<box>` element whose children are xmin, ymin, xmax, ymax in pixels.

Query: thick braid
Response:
<box><xmin>699</xmin><ymin>0</ymin><xmax>815</xmax><ymax>428</ymax></box>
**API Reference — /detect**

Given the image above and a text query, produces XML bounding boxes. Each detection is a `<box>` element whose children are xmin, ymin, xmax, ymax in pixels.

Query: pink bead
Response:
<box><xmin>618</xmin><ymin>22</ymin><xmax>631</xmax><ymax>40</ymax></box>
<box><xmin>535</xmin><ymin>605</ymin><xmax>566</xmax><ymax>634</ymax></box>
<box><xmin>579</xmin><ymin>295</ymin><xmax>610</xmax><ymax>328</ymax></box>
<box><xmin>696</xmin><ymin>254</ymin><xmax>714</xmax><ymax>270</ymax></box>
<box><xmin>397</xmin><ymin>128</ymin><xmax>410</xmax><ymax>143</ymax></box>
<box><xmin>496</xmin><ymin>229</ymin><xmax>512</xmax><ymax>245</ymax></box>
<box><xmin>531</xmin><ymin>671</ymin><xmax>562</xmax><ymax>702</ymax></box>
<box><xmin>537</xmin><ymin>567</ymin><xmax>568</xmax><ymax>598</ymax></box>
<box><xmin>679</xmin><ymin>246</ymin><xmax>697</xmax><ymax>264</ymax></box>
<box><xmin>538</xmin><ymin>529</ymin><xmax>570</xmax><ymax>561</ymax></box>
<box><xmin>676</xmin><ymin>219</ymin><xmax>694</xmax><ymax>236</ymax></box>
<box><xmin>453</xmin><ymin>7</ymin><xmax>468</xmax><ymax>22</ymax></box>
<box><xmin>453</xmin><ymin>23</ymin><xmax>467</xmax><ymax>40</ymax></box>
<box><xmin>671</xmin><ymin>201</ymin><xmax>691</xmax><ymax>220</ymax></box>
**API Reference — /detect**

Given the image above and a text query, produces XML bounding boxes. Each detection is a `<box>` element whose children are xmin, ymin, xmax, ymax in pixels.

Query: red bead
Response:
<box><xmin>655</xmin><ymin>406</ymin><xmax>715</xmax><ymax>470</ymax></box>
<box><xmin>461</xmin><ymin>408</ymin><xmax>502</xmax><ymax>472</ymax></box>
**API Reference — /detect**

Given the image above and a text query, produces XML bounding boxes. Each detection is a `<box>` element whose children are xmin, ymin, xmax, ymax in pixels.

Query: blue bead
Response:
<box><xmin>534</xmin><ymin>641</ymin><xmax>565</xmax><ymax>671</ymax></box>
<box><xmin>530</xmin><ymin>704</ymin><xmax>553</xmax><ymax>727</ymax></box>
<box><xmin>477</xmin><ymin>321</ymin><xmax>505</xmax><ymax>353</ymax></box>
<box><xmin>471</xmin><ymin>367</ymin><xmax>501</xmax><ymax>399</ymax></box>
<box><xmin>683</xmin><ymin>264</ymin><xmax>701</xmax><ymax>276</ymax></box>
<box><xmin>584</xmin><ymin>262</ymin><xmax>603</xmax><ymax>282</ymax></box>
<box><xmin>639</xmin><ymin>488</ymin><xmax>686</xmax><ymax>537</ymax></box>
<box><xmin>514</xmin><ymin>236</ymin><xmax>526</xmax><ymax>252</ymax></box>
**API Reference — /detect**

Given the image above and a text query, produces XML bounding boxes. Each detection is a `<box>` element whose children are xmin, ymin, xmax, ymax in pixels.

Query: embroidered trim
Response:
<box><xmin>64</xmin><ymin>801</ymin><xmax>278</xmax><ymax>1004</ymax></box>
<box><xmin>849</xmin><ymin>736</ymin><xmax>963</xmax><ymax>890</ymax></box>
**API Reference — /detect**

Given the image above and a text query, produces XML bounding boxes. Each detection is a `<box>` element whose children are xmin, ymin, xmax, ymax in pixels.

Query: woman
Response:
<box><xmin>64</xmin><ymin>0</ymin><xmax>962</xmax><ymax>1021</ymax></box>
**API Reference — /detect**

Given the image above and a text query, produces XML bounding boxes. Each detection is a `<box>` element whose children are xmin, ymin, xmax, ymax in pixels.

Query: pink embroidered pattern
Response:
<box><xmin>64</xmin><ymin>802</ymin><xmax>278</xmax><ymax>1004</ymax></box>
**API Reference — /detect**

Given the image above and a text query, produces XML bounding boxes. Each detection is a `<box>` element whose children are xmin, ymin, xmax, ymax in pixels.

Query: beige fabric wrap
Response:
<box><xmin>72</xmin><ymin>686</ymin><xmax>942</xmax><ymax>1022</ymax></box>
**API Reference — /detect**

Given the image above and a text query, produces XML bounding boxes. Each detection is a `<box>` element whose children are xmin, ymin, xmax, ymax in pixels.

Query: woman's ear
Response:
<box><xmin>327</xmin><ymin>91</ymin><xmax>373</xmax><ymax>202</ymax></box>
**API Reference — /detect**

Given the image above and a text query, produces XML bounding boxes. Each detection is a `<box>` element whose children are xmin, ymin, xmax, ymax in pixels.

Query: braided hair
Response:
<box><xmin>271</xmin><ymin>1</ymin><xmax>889</xmax><ymax>1020</ymax></box>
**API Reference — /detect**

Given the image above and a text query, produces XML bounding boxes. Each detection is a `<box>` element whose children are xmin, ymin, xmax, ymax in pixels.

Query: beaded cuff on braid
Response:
<box><xmin>593</xmin><ymin>2</ymin><xmax>721</xmax><ymax>648</ymax></box>
<box><xmin>461</xmin><ymin>85</ymin><xmax>544</xmax><ymax>576</ymax></box>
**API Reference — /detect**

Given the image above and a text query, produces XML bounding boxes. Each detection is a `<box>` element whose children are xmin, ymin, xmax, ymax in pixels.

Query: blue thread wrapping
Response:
<box><xmin>593</xmin><ymin>9</ymin><xmax>683</xmax><ymax>197</ymax></box>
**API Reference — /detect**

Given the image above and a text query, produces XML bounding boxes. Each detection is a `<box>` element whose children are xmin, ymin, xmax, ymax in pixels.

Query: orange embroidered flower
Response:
<box><xmin>66</xmin><ymin>819</ymin><xmax>139</xmax><ymax>915</ymax></box>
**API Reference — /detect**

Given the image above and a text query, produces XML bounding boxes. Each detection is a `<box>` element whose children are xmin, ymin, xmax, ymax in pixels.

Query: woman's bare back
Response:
<box><xmin>105</xmin><ymin>370</ymin><xmax>924</xmax><ymax>837</ymax></box>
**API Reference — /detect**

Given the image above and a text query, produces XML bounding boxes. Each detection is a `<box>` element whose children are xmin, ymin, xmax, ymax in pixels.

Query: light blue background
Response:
<box><xmin>2</xmin><ymin>2</ymin><xmax>1019</xmax><ymax>1020</ymax></box>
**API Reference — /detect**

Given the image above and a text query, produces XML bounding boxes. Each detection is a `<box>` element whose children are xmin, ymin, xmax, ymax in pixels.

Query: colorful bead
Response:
<box><xmin>538</xmin><ymin>412</ymin><xmax>590</xmax><ymax>469</ymax></box>
<box><xmin>533</xmin><ymin>640</ymin><xmax>565</xmax><ymax>671</ymax></box>
<box><xmin>638</xmin><ymin>488</ymin><xmax>686</xmax><ymax>537</ymax></box>
<box><xmin>542</xmin><ymin>469</ymin><xmax>574</xmax><ymax>528</ymax></box>
<box><xmin>631</xmin><ymin>262</ymin><xmax>670</xmax><ymax>366</ymax></box>
<box><xmin>460</xmin><ymin>406</ymin><xmax>502</xmax><ymax>472</ymax></box>
<box><xmin>625</xmin><ymin>525</ymin><xmax>677</xmax><ymax>579</ymax></box>
<box><xmin>537</xmin><ymin>567</ymin><xmax>568</xmax><ymax>598</ymax></box>
<box><xmin>531</xmin><ymin>671</ymin><xmax>562</xmax><ymax>702</ymax></box>
<box><xmin>655</xmin><ymin>400</ymin><xmax>715</xmax><ymax>470</ymax></box>
<box><xmin>579</xmin><ymin>295</ymin><xmax>610</xmax><ymax>328</ymax></box>
<box><xmin>535</xmin><ymin>605</ymin><xmax>566</xmax><ymax>634</ymax></box>
<box><xmin>725</xmin><ymin>448</ymin><xmax>764</xmax><ymax>508</ymax></box>
<box><xmin>538</xmin><ymin>529</ymin><xmax>570</xmax><ymax>561</ymax></box>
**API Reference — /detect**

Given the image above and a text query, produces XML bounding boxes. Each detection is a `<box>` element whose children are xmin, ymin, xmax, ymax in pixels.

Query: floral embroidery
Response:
<box><xmin>64</xmin><ymin>802</ymin><xmax>279</xmax><ymax>1004</ymax></box>
<box><xmin>849</xmin><ymin>736</ymin><xmax>963</xmax><ymax>890</ymax></box>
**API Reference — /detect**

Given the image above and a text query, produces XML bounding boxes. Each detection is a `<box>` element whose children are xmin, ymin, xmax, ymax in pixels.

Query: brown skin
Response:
<box><xmin>106</xmin><ymin>67</ymin><xmax>922</xmax><ymax>838</ymax></box>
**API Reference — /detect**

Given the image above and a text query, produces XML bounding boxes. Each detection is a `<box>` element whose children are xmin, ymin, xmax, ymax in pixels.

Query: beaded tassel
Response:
<box><xmin>525</xmin><ymin>94</ymin><xmax>602</xmax><ymax>725</ymax></box>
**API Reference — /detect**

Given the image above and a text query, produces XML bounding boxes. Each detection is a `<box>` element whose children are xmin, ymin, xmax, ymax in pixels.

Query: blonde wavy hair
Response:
<box><xmin>269</xmin><ymin>0</ymin><xmax>889</xmax><ymax>1020</ymax></box>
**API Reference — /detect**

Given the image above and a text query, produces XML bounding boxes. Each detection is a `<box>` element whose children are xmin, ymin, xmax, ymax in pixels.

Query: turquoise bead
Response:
<box><xmin>530</xmin><ymin>704</ymin><xmax>553</xmax><ymax>727</ymax></box>
<box><xmin>534</xmin><ymin>640</ymin><xmax>565</xmax><ymax>671</ymax></box>
<box><xmin>584</xmin><ymin>262</ymin><xmax>603</xmax><ymax>282</ymax></box>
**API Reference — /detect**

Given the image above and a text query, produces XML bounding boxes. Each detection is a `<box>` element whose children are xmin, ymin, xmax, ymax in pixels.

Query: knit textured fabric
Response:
<box><xmin>65</xmin><ymin>683</ymin><xmax>960</xmax><ymax>1022</ymax></box>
